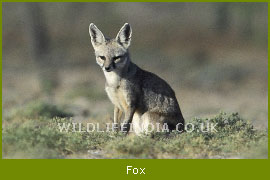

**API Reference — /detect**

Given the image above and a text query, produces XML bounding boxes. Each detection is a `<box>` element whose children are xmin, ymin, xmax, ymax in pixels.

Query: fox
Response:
<box><xmin>89</xmin><ymin>23</ymin><xmax>185</xmax><ymax>135</ymax></box>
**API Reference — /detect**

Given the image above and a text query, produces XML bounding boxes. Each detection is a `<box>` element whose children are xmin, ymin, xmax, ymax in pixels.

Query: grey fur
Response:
<box><xmin>89</xmin><ymin>23</ymin><xmax>185</xmax><ymax>135</ymax></box>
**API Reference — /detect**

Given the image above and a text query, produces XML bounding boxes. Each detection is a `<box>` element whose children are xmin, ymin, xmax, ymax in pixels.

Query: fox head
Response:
<box><xmin>89</xmin><ymin>23</ymin><xmax>132</xmax><ymax>72</ymax></box>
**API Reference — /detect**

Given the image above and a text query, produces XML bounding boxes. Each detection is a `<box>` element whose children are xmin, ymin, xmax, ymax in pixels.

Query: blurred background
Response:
<box><xmin>2</xmin><ymin>2</ymin><xmax>268</xmax><ymax>128</ymax></box>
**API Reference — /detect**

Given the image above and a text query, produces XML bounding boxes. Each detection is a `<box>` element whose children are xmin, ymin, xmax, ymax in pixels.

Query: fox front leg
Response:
<box><xmin>121</xmin><ymin>106</ymin><xmax>136</xmax><ymax>134</ymax></box>
<box><xmin>113</xmin><ymin>106</ymin><xmax>121</xmax><ymax>131</ymax></box>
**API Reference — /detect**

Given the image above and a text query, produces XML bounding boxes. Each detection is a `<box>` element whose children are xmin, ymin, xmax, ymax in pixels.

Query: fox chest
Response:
<box><xmin>105</xmin><ymin>86</ymin><xmax>128</xmax><ymax>111</ymax></box>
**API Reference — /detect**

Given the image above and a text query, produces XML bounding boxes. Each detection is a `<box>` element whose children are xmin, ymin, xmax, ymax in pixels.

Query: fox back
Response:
<box><xmin>89</xmin><ymin>23</ymin><xmax>185</xmax><ymax>135</ymax></box>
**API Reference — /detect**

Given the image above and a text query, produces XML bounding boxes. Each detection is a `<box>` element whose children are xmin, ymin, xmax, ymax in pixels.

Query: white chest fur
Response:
<box><xmin>104</xmin><ymin>71</ymin><xmax>120</xmax><ymax>87</ymax></box>
<box><xmin>104</xmin><ymin>71</ymin><xmax>128</xmax><ymax>111</ymax></box>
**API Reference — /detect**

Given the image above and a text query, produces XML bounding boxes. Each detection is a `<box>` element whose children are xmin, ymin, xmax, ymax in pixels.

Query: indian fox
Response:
<box><xmin>89</xmin><ymin>23</ymin><xmax>185</xmax><ymax>135</ymax></box>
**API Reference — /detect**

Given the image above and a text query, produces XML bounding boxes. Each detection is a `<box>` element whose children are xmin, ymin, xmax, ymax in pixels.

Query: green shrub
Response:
<box><xmin>2</xmin><ymin>117</ymin><xmax>120</xmax><ymax>158</ymax></box>
<box><xmin>5</xmin><ymin>101</ymin><xmax>73</xmax><ymax>122</ymax></box>
<box><xmin>2</xmin><ymin>112</ymin><xmax>268</xmax><ymax>159</ymax></box>
<box><xmin>105</xmin><ymin>112</ymin><xmax>267</xmax><ymax>159</ymax></box>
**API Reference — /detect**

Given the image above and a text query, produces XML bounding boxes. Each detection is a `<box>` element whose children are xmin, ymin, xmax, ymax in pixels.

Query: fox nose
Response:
<box><xmin>105</xmin><ymin>66</ymin><xmax>111</xmax><ymax>72</ymax></box>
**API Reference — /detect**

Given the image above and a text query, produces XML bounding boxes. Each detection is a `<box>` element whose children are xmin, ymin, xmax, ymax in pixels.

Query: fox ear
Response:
<box><xmin>116</xmin><ymin>23</ymin><xmax>132</xmax><ymax>49</ymax></box>
<box><xmin>89</xmin><ymin>23</ymin><xmax>105</xmax><ymax>48</ymax></box>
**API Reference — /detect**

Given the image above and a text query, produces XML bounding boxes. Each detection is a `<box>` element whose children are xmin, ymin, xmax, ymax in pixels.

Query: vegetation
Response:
<box><xmin>5</xmin><ymin>101</ymin><xmax>73</xmax><ymax>122</ymax></box>
<box><xmin>2</xmin><ymin>102</ymin><xmax>267</xmax><ymax>159</ymax></box>
<box><xmin>3</xmin><ymin>3</ymin><xmax>267</xmax><ymax>159</ymax></box>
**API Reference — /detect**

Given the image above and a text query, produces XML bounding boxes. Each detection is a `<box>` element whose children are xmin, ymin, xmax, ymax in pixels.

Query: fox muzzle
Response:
<box><xmin>104</xmin><ymin>62</ymin><xmax>116</xmax><ymax>72</ymax></box>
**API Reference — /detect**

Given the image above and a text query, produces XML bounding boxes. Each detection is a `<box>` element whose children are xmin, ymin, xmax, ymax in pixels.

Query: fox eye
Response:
<box><xmin>99</xmin><ymin>56</ymin><xmax>106</xmax><ymax>60</ymax></box>
<box><xmin>113</xmin><ymin>56</ymin><xmax>123</xmax><ymax>62</ymax></box>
